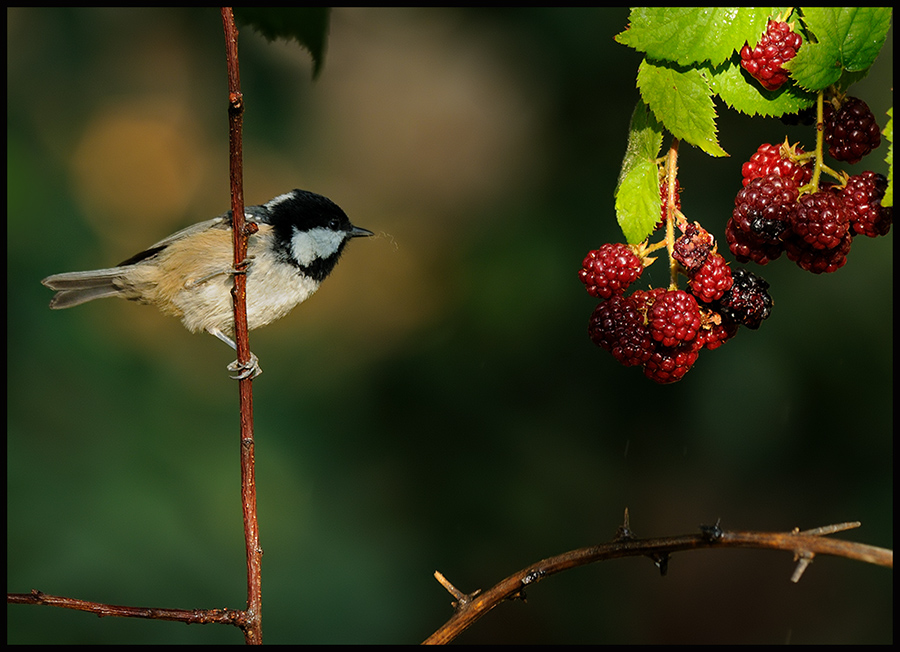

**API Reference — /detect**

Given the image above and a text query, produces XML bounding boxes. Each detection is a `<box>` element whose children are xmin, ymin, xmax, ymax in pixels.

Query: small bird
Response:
<box><xmin>42</xmin><ymin>189</ymin><xmax>373</xmax><ymax>378</ymax></box>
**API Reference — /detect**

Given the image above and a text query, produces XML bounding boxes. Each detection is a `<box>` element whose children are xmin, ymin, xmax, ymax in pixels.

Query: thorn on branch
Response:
<box><xmin>613</xmin><ymin>507</ymin><xmax>636</xmax><ymax>542</ymax></box>
<box><xmin>651</xmin><ymin>552</ymin><xmax>670</xmax><ymax>577</ymax></box>
<box><xmin>791</xmin><ymin>550</ymin><xmax>815</xmax><ymax>583</ymax></box>
<box><xmin>798</xmin><ymin>521</ymin><xmax>861</xmax><ymax>537</ymax></box>
<box><xmin>521</xmin><ymin>569</ymin><xmax>545</xmax><ymax>586</ymax></box>
<box><xmin>699</xmin><ymin>518</ymin><xmax>724</xmax><ymax>542</ymax></box>
<box><xmin>434</xmin><ymin>571</ymin><xmax>481</xmax><ymax>612</ymax></box>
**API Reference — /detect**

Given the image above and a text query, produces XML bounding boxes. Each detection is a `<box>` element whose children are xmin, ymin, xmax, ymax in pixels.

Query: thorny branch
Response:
<box><xmin>423</xmin><ymin>510</ymin><xmax>892</xmax><ymax>645</ymax></box>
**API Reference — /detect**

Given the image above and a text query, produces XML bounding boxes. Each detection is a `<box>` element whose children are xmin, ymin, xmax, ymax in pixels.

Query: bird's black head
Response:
<box><xmin>261</xmin><ymin>189</ymin><xmax>372</xmax><ymax>282</ymax></box>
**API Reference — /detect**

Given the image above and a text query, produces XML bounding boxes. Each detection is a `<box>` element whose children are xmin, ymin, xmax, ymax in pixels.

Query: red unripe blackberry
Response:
<box><xmin>579</xmin><ymin>243</ymin><xmax>643</xmax><ymax>299</ymax></box>
<box><xmin>725</xmin><ymin>218</ymin><xmax>784</xmax><ymax>265</ymax></box>
<box><xmin>647</xmin><ymin>289</ymin><xmax>701</xmax><ymax>348</ymax></box>
<box><xmin>741</xmin><ymin>142</ymin><xmax>813</xmax><ymax>187</ymax></box>
<box><xmin>631</xmin><ymin>287</ymin><xmax>667</xmax><ymax>318</ymax></box>
<box><xmin>841</xmin><ymin>171</ymin><xmax>892</xmax><ymax>238</ymax></box>
<box><xmin>643</xmin><ymin>343</ymin><xmax>699</xmax><ymax>384</ymax></box>
<box><xmin>790</xmin><ymin>191</ymin><xmax>851</xmax><ymax>250</ymax></box>
<box><xmin>733</xmin><ymin>174</ymin><xmax>798</xmax><ymax>243</ymax></box>
<box><xmin>784</xmin><ymin>231</ymin><xmax>852</xmax><ymax>274</ymax></box>
<box><xmin>740</xmin><ymin>20</ymin><xmax>802</xmax><ymax>91</ymax></box>
<box><xmin>588</xmin><ymin>296</ymin><xmax>655</xmax><ymax>367</ymax></box>
<box><xmin>688</xmin><ymin>253</ymin><xmax>733</xmax><ymax>303</ymax></box>
<box><xmin>713</xmin><ymin>267</ymin><xmax>772</xmax><ymax>330</ymax></box>
<box><xmin>696</xmin><ymin>316</ymin><xmax>739</xmax><ymax>351</ymax></box>
<box><xmin>823</xmin><ymin>97</ymin><xmax>882</xmax><ymax>164</ymax></box>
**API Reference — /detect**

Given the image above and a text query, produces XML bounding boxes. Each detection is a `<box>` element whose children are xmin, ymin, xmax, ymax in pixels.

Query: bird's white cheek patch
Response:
<box><xmin>291</xmin><ymin>227</ymin><xmax>344</xmax><ymax>266</ymax></box>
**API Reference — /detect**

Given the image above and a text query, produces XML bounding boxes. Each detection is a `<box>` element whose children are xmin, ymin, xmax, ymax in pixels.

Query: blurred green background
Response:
<box><xmin>7</xmin><ymin>8</ymin><xmax>892</xmax><ymax>644</ymax></box>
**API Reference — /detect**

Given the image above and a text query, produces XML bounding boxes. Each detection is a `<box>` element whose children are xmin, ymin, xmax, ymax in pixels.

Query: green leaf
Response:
<box><xmin>786</xmin><ymin>7</ymin><xmax>893</xmax><ymax>91</ymax></box>
<box><xmin>615</xmin><ymin>7</ymin><xmax>779</xmax><ymax>67</ymax></box>
<box><xmin>706</xmin><ymin>59</ymin><xmax>815</xmax><ymax>117</ymax></box>
<box><xmin>615</xmin><ymin>100</ymin><xmax>665</xmax><ymax>244</ymax></box>
<box><xmin>637</xmin><ymin>59</ymin><xmax>728</xmax><ymax>157</ymax></box>
<box><xmin>234</xmin><ymin>8</ymin><xmax>331</xmax><ymax>78</ymax></box>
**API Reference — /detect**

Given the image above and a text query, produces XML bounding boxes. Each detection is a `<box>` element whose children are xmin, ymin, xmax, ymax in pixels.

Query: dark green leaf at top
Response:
<box><xmin>235</xmin><ymin>8</ymin><xmax>331</xmax><ymax>78</ymax></box>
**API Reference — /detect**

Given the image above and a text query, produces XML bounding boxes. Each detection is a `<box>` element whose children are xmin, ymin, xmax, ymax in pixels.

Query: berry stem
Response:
<box><xmin>664</xmin><ymin>138</ymin><xmax>681</xmax><ymax>290</ymax></box>
<box><xmin>810</xmin><ymin>90</ymin><xmax>826</xmax><ymax>193</ymax></box>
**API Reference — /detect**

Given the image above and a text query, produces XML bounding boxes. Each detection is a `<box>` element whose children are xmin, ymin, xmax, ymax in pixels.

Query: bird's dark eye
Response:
<box><xmin>328</xmin><ymin>217</ymin><xmax>341</xmax><ymax>230</ymax></box>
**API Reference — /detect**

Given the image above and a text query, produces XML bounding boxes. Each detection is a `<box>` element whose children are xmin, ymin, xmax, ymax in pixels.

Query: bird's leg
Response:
<box><xmin>208</xmin><ymin>327</ymin><xmax>262</xmax><ymax>379</ymax></box>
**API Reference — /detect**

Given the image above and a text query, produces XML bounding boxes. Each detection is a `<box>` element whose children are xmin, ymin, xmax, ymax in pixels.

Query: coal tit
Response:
<box><xmin>42</xmin><ymin>189</ymin><xmax>373</xmax><ymax>378</ymax></box>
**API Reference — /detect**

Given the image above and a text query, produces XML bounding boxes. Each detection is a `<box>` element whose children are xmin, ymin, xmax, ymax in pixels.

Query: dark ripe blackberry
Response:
<box><xmin>688</xmin><ymin>253</ymin><xmax>733</xmax><ymax>303</ymax></box>
<box><xmin>643</xmin><ymin>343</ymin><xmax>699</xmax><ymax>384</ymax></box>
<box><xmin>740</xmin><ymin>19</ymin><xmax>802</xmax><ymax>91</ymax></box>
<box><xmin>784</xmin><ymin>231</ymin><xmax>852</xmax><ymax>274</ymax></box>
<box><xmin>824</xmin><ymin>97</ymin><xmax>882</xmax><ymax>164</ymax></box>
<box><xmin>790</xmin><ymin>191</ymin><xmax>851</xmax><ymax>250</ymax></box>
<box><xmin>726</xmin><ymin>218</ymin><xmax>784</xmax><ymax>265</ymax></box>
<box><xmin>741</xmin><ymin>142</ymin><xmax>813</xmax><ymax>188</ymax></box>
<box><xmin>841</xmin><ymin>172</ymin><xmax>892</xmax><ymax>238</ymax></box>
<box><xmin>673</xmin><ymin>222</ymin><xmax>715</xmax><ymax>272</ymax></box>
<box><xmin>588</xmin><ymin>296</ymin><xmax>655</xmax><ymax>367</ymax></box>
<box><xmin>647</xmin><ymin>289</ymin><xmax>701</xmax><ymax>348</ymax></box>
<box><xmin>579</xmin><ymin>243</ymin><xmax>643</xmax><ymax>299</ymax></box>
<box><xmin>733</xmin><ymin>174</ymin><xmax>798</xmax><ymax>243</ymax></box>
<box><xmin>713</xmin><ymin>267</ymin><xmax>773</xmax><ymax>330</ymax></box>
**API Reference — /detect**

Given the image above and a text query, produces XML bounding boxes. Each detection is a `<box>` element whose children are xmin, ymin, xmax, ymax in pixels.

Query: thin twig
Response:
<box><xmin>7</xmin><ymin>590</ymin><xmax>250</xmax><ymax>627</ymax></box>
<box><xmin>221</xmin><ymin>7</ymin><xmax>263</xmax><ymax>645</ymax></box>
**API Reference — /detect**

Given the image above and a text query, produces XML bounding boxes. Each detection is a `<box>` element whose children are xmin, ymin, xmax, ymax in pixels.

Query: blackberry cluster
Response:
<box><xmin>740</xmin><ymin>19</ymin><xmax>802</xmax><ymax>91</ymax></box>
<box><xmin>580</xmin><ymin>90</ymin><xmax>888</xmax><ymax>384</ymax></box>
<box><xmin>728</xmin><ymin>98</ymin><xmax>891</xmax><ymax>275</ymax></box>
<box><xmin>581</xmin><ymin>225</ymin><xmax>765</xmax><ymax>384</ymax></box>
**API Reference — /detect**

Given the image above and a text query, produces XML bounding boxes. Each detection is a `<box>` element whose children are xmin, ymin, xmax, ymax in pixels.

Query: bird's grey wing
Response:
<box><xmin>117</xmin><ymin>215</ymin><xmax>232</xmax><ymax>266</ymax></box>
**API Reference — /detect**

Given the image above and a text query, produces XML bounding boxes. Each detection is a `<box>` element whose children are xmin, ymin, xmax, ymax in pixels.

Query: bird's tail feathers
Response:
<box><xmin>41</xmin><ymin>268</ymin><xmax>127</xmax><ymax>309</ymax></box>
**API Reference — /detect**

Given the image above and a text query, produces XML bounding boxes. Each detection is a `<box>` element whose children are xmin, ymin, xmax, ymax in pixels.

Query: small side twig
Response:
<box><xmin>423</xmin><ymin>511</ymin><xmax>892</xmax><ymax>645</ymax></box>
<box><xmin>6</xmin><ymin>590</ymin><xmax>249</xmax><ymax>627</ymax></box>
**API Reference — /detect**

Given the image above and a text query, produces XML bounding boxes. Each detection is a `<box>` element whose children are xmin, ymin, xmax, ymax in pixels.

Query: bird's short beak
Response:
<box><xmin>350</xmin><ymin>226</ymin><xmax>374</xmax><ymax>238</ymax></box>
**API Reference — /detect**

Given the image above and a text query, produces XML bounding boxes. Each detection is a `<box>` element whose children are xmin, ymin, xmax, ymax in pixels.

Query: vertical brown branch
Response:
<box><xmin>220</xmin><ymin>7</ymin><xmax>262</xmax><ymax>645</ymax></box>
